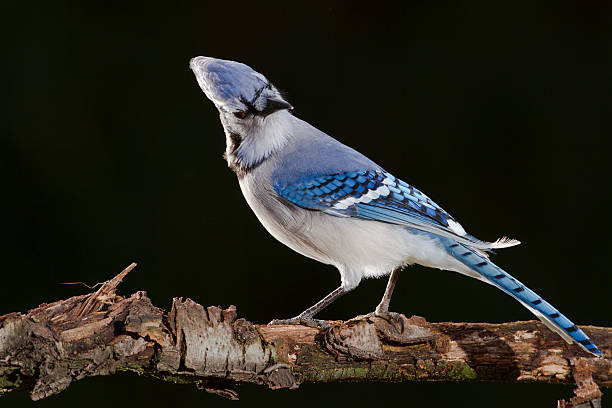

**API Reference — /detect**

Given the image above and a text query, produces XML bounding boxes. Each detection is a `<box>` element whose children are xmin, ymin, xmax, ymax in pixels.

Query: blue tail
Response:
<box><xmin>442</xmin><ymin>237</ymin><xmax>602</xmax><ymax>356</ymax></box>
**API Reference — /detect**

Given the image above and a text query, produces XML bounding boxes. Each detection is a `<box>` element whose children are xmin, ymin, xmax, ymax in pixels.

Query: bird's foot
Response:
<box><xmin>365</xmin><ymin>310</ymin><xmax>405</xmax><ymax>333</ymax></box>
<box><xmin>361</xmin><ymin>311</ymin><xmax>434</xmax><ymax>344</ymax></box>
<box><xmin>268</xmin><ymin>315</ymin><xmax>330</xmax><ymax>330</ymax></box>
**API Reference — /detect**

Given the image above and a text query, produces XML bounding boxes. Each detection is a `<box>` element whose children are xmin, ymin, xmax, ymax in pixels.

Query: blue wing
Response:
<box><xmin>274</xmin><ymin>170</ymin><xmax>518</xmax><ymax>250</ymax></box>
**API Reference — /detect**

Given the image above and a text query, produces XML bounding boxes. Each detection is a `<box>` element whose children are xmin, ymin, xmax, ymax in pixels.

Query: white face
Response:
<box><xmin>218</xmin><ymin>108</ymin><xmax>265</xmax><ymax>162</ymax></box>
<box><xmin>220</xmin><ymin>108</ymin><xmax>295</xmax><ymax>175</ymax></box>
<box><xmin>218</xmin><ymin>103</ymin><xmax>265</xmax><ymax>138</ymax></box>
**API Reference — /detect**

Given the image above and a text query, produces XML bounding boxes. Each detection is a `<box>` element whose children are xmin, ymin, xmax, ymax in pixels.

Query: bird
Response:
<box><xmin>189</xmin><ymin>56</ymin><xmax>602</xmax><ymax>356</ymax></box>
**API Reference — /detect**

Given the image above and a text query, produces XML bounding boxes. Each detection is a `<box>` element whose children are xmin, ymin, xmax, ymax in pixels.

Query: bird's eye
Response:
<box><xmin>233</xmin><ymin>111</ymin><xmax>247</xmax><ymax>119</ymax></box>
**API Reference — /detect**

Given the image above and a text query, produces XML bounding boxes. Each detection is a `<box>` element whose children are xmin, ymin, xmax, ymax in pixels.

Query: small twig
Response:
<box><xmin>75</xmin><ymin>262</ymin><xmax>137</xmax><ymax>318</ymax></box>
<box><xmin>60</xmin><ymin>281</ymin><xmax>107</xmax><ymax>289</ymax></box>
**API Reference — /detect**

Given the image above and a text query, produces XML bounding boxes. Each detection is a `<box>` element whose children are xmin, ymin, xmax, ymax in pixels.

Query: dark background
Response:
<box><xmin>3</xmin><ymin>1</ymin><xmax>611</xmax><ymax>406</ymax></box>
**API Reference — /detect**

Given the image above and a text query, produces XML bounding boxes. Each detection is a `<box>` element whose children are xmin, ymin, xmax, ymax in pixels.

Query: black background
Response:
<box><xmin>3</xmin><ymin>1</ymin><xmax>611</xmax><ymax>406</ymax></box>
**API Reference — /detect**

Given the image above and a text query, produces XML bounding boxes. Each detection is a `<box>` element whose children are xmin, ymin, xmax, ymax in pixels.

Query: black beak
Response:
<box><xmin>260</xmin><ymin>97</ymin><xmax>293</xmax><ymax>117</ymax></box>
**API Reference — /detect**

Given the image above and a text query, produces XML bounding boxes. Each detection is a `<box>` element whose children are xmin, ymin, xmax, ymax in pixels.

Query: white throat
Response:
<box><xmin>225</xmin><ymin>110</ymin><xmax>294</xmax><ymax>172</ymax></box>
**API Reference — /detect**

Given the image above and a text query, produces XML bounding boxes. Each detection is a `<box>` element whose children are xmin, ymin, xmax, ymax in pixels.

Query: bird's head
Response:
<box><xmin>190</xmin><ymin>57</ymin><xmax>292</xmax><ymax>134</ymax></box>
<box><xmin>190</xmin><ymin>56</ymin><xmax>294</xmax><ymax>174</ymax></box>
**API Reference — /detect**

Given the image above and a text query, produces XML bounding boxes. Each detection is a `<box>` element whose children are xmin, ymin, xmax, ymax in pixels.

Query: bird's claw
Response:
<box><xmin>268</xmin><ymin>315</ymin><xmax>331</xmax><ymax>330</ymax></box>
<box><xmin>366</xmin><ymin>310</ymin><xmax>405</xmax><ymax>333</ymax></box>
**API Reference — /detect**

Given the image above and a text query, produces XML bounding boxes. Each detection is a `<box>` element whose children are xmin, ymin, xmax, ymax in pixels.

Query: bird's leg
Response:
<box><xmin>269</xmin><ymin>286</ymin><xmax>346</xmax><ymax>329</ymax></box>
<box><xmin>368</xmin><ymin>267</ymin><xmax>405</xmax><ymax>331</ymax></box>
<box><xmin>375</xmin><ymin>267</ymin><xmax>401</xmax><ymax>316</ymax></box>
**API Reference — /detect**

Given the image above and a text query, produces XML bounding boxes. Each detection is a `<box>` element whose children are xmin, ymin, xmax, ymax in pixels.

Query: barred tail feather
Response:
<box><xmin>443</xmin><ymin>239</ymin><xmax>602</xmax><ymax>356</ymax></box>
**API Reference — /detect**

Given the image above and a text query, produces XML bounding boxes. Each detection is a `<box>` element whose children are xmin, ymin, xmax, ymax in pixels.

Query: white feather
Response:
<box><xmin>487</xmin><ymin>236</ymin><xmax>521</xmax><ymax>249</ymax></box>
<box><xmin>447</xmin><ymin>219</ymin><xmax>467</xmax><ymax>236</ymax></box>
<box><xmin>332</xmin><ymin>185</ymin><xmax>391</xmax><ymax>210</ymax></box>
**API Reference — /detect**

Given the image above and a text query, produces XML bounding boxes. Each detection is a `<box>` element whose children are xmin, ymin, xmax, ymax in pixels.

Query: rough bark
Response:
<box><xmin>0</xmin><ymin>265</ymin><xmax>609</xmax><ymax>407</ymax></box>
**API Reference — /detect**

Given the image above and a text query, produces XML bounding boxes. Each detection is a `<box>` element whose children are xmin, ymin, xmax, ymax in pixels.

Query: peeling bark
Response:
<box><xmin>0</xmin><ymin>265</ymin><xmax>609</xmax><ymax>407</ymax></box>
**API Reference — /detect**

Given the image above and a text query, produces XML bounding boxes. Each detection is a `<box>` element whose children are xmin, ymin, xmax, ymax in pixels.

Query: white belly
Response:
<box><xmin>239</xmin><ymin>177</ymin><xmax>472</xmax><ymax>290</ymax></box>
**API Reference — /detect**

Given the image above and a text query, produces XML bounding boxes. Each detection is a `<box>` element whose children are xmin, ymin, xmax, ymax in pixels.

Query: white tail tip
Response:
<box><xmin>487</xmin><ymin>236</ymin><xmax>521</xmax><ymax>249</ymax></box>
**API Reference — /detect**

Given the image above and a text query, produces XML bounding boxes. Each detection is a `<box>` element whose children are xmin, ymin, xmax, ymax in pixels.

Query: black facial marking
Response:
<box><xmin>239</xmin><ymin>97</ymin><xmax>258</xmax><ymax>115</ymax></box>
<box><xmin>239</xmin><ymin>86</ymin><xmax>264</xmax><ymax>115</ymax></box>
<box><xmin>229</xmin><ymin>132</ymin><xmax>242</xmax><ymax>153</ymax></box>
<box><xmin>228</xmin><ymin>159</ymin><xmax>265</xmax><ymax>180</ymax></box>
<box><xmin>239</xmin><ymin>84</ymin><xmax>291</xmax><ymax>117</ymax></box>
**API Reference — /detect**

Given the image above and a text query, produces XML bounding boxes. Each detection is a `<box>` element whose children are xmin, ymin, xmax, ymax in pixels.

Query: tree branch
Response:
<box><xmin>0</xmin><ymin>264</ymin><xmax>608</xmax><ymax>407</ymax></box>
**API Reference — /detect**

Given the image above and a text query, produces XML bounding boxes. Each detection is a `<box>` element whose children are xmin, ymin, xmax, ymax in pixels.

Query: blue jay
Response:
<box><xmin>189</xmin><ymin>56</ymin><xmax>602</xmax><ymax>356</ymax></box>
